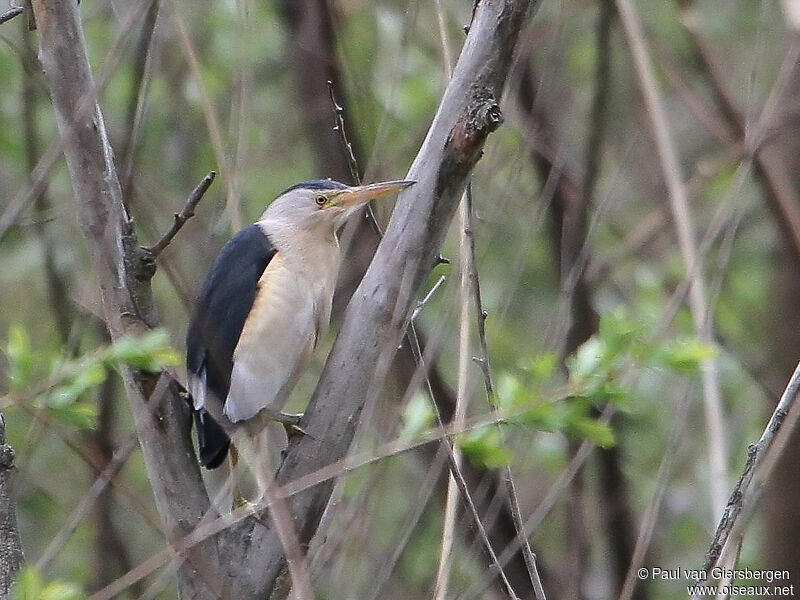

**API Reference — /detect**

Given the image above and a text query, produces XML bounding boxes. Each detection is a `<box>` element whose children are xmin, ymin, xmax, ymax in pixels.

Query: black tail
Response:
<box><xmin>193</xmin><ymin>408</ymin><xmax>230</xmax><ymax>469</ymax></box>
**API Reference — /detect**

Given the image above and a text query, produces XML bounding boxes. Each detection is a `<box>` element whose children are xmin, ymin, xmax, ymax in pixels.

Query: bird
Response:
<box><xmin>185</xmin><ymin>178</ymin><xmax>414</xmax><ymax>498</ymax></box>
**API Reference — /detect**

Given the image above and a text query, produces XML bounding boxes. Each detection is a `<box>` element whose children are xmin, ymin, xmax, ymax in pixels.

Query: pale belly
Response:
<box><xmin>224</xmin><ymin>254</ymin><xmax>320</xmax><ymax>423</ymax></box>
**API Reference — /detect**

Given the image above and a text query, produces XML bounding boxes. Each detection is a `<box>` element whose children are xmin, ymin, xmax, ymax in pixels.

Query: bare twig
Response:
<box><xmin>618</xmin><ymin>388</ymin><xmax>692</xmax><ymax>600</ymax></box>
<box><xmin>698</xmin><ymin>361</ymin><xmax>800</xmax><ymax>580</ymax></box>
<box><xmin>410</xmin><ymin>275</ymin><xmax>447</xmax><ymax>321</ymax></box>
<box><xmin>326</xmin><ymin>81</ymin><xmax>361</xmax><ymax>185</ymax></box>
<box><xmin>0</xmin><ymin>0</ymin><xmax>156</xmax><ymax>245</ymax></box>
<box><xmin>91</xmin><ymin>404</ymin><xmax>548</xmax><ymax>600</ymax></box>
<box><xmin>30</xmin><ymin>2</ymin><xmax>222</xmax><ymax>597</ymax></box>
<box><xmin>169</xmin><ymin>2</ymin><xmax>238</xmax><ymax>231</ymax></box>
<box><xmin>147</xmin><ymin>170</ymin><xmax>216</xmax><ymax>257</ymax></box>
<box><xmin>0</xmin><ymin>6</ymin><xmax>24</xmax><ymax>25</ymax></box>
<box><xmin>614</xmin><ymin>0</ymin><xmax>729</xmax><ymax>521</ymax></box>
<box><xmin>677</xmin><ymin>1</ymin><xmax>800</xmax><ymax>269</ymax></box>
<box><xmin>120</xmin><ymin>0</ymin><xmax>161</xmax><ymax>204</ymax></box>
<box><xmin>462</xmin><ymin>183</ymin><xmax>547</xmax><ymax>600</ymax></box>
<box><xmin>434</xmin><ymin>195</ymin><xmax>470</xmax><ymax>600</ymax></box>
<box><xmin>36</xmin><ymin>432</ymin><xmax>139</xmax><ymax>571</ymax></box>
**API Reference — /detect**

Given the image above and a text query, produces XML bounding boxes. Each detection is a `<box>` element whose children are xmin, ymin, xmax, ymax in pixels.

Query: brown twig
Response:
<box><xmin>146</xmin><ymin>170</ymin><xmax>216</xmax><ymax>257</ymax></box>
<box><xmin>0</xmin><ymin>6</ymin><xmax>24</xmax><ymax>25</ymax></box>
<box><xmin>462</xmin><ymin>184</ymin><xmax>548</xmax><ymax>600</ymax></box>
<box><xmin>697</xmin><ymin>361</ymin><xmax>800</xmax><ymax>582</ymax></box>
<box><xmin>35</xmin><ymin>431</ymin><xmax>140</xmax><ymax>571</ymax></box>
<box><xmin>327</xmin><ymin>80</ymin><xmax>361</xmax><ymax>186</ymax></box>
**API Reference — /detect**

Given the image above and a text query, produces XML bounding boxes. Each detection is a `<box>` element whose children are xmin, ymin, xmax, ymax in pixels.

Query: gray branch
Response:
<box><xmin>0</xmin><ymin>412</ymin><xmax>23</xmax><ymax>599</ymax></box>
<box><xmin>29</xmin><ymin>2</ymin><xmax>222</xmax><ymax>598</ymax></box>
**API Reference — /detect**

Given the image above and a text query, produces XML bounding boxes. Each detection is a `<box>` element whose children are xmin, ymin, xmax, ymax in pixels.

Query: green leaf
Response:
<box><xmin>458</xmin><ymin>426</ymin><xmax>510</xmax><ymax>468</ymax></box>
<box><xmin>567</xmin><ymin>418</ymin><xmax>616</xmax><ymax>448</ymax></box>
<box><xmin>653</xmin><ymin>339</ymin><xmax>717</xmax><ymax>375</ymax></box>
<box><xmin>6</xmin><ymin>326</ymin><xmax>35</xmax><ymax>392</ymax></box>
<box><xmin>598</xmin><ymin>311</ymin><xmax>639</xmax><ymax>356</ymax></box>
<box><xmin>104</xmin><ymin>329</ymin><xmax>180</xmax><ymax>372</ymax></box>
<box><xmin>13</xmin><ymin>567</ymin><xmax>43</xmax><ymax>600</ymax></box>
<box><xmin>40</xmin><ymin>581</ymin><xmax>85</xmax><ymax>600</ymax></box>
<box><xmin>528</xmin><ymin>352</ymin><xmax>557</xmax><ymax>383</ymax></box>
<box><xmin>399</xmin><ymin>393</ymin><xmax>435</xmax><ymax>440</ymax></box>
<box><xmin>46</xmin><ymin>364</ymin><xmax>106</xmax><ymax>408</ymax></box>
<box><xmin>48</xmin><ymin>402</ymin><xmax>98</xmax><ymax>430</ymax></box>
<box><xmin>566</xmin><ymin>337</ymin><xmax>605</xmax><ymax>383</ymax></box>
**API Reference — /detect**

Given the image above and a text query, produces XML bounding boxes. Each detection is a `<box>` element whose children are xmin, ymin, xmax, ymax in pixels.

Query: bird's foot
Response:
<box><xmin>273</xmin><ymin>411</ymin><xmax>308</xmax><ymax>438</ymax></box>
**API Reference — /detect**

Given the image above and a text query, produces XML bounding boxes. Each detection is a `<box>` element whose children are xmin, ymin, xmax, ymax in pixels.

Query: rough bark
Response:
<box><xmin>0</xmin><ymin>412</ymin><xmax>23</xmax><ymax>599</ymax></box>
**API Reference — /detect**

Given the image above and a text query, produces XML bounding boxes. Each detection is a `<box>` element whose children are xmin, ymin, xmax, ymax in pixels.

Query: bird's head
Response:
<box><xmin>261</xmin><ymin>179</ymin><xmax>415</xmax><ymax>232</ymax></box>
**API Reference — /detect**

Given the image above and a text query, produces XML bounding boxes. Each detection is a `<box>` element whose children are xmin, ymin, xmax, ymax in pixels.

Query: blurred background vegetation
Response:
<box><xmin>1</xmin><ymin>0</ymin><xmax>799</xmax><ymax>598</ymax></box>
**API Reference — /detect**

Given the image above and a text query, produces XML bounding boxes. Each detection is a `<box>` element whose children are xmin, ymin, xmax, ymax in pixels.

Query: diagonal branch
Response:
<box><xmin>223</xmin><ymin>0</ymin><xmax>536</xmax><ymax>595</ymax></box>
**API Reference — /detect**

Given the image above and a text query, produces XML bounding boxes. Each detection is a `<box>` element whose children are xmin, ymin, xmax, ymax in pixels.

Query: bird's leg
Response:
<box><xmin>229</xmin><ymin>445</ymin><xmax>249</xmax><ymax>510</ymax></box>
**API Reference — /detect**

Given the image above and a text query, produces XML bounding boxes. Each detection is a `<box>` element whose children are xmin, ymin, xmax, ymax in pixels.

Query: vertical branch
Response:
<box><xmin>463</xmin><ymin>184</ymin><xmax>548</xmax><ymax>600</ymax></box>
<box><xmin>0</xmin><ymin>412</ymin><xmax>23</xmax><ymax>597</ymax></box>
<box><xmin>21</xmin><ymin>21</ymin><xmax>72</xmax><ymax>345</ymax></box>
<box><xmin>120</xmin><ymin>0</ymin><xmax>160</xmax><ymax>203</ymax></box>
<box><xmin>614</xmin><ymin>0</ymin><xmax>729</xmax><ymax>521</ymax></box>
<box><xmin>29</xmin><ymin>2</ymin><xmax>222</xmax><ymax>598</ymax></box>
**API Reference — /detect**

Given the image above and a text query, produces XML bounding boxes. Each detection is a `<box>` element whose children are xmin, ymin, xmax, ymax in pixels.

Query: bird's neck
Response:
<box><xmin>257</xmin><ymin>218</ymin><xmax>341</xmax><ymax>280</ymax></box>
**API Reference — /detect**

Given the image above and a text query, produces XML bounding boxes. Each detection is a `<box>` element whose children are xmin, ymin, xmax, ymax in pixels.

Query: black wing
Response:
<box><xmin>186</xmin><ymin>224</ymin><xmax>277</xmax><ymax>468</ymax></box>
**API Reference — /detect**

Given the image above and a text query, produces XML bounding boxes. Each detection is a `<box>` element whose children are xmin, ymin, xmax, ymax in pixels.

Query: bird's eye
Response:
<box><xmin>315</xmin><ymin>195</ymin><xmax>326</xmax><ymax>207</ymax></box>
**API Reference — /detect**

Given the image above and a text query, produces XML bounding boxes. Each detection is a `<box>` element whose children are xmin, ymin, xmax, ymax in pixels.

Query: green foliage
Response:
<box><xmin>5</xmin><ymin>326</ymin><xmax>35</xmax><ymax>394</ymax></box>
<box><xmin>3</xmin><ymin>327</ymin><xmax>180</xmax><ymax>430</ymax></box>
<box><xmin>13</xmin><ymin>568</ymin><xmax>85</xmax><ymax>600</ymax></box>
<box><xmin>399</xmin><ymin>392</ymin><xmax>435</xmax><ymax>440</ymax></box>
<box><xmin>457</xmin><ymin>425</ymin><xmax>511</xmax><ymax>468</ymax></box>
<box><xmin>491</xmin><ymin>310</ymin><xmax>716</xmax><ymax>454</ymax></box>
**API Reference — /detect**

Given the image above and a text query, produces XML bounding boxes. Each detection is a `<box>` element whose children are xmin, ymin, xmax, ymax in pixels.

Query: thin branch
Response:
<box><xmin>618</xmin><ymin>388</ymin><xmax>692</xmax><ymax>600</ymax></box>
<box><xmin>463</xmin><ymin>183</ymin><xmax>547</xmax><ymax>600</ymax></box>
<box><xmin>91</xmin><ymin>406</ymin><xmax>547</xmax><ymax>600</ymax></box>
<box><xmin>614</xmin><ymin>0</ymin><xmax>729</xmax><ymax>522</ymax></box>
<box><xmin>146</xmin><ymin>170</ymin><xmax>216</xmax><ymax>257</ymax></box>
<box><xmin>30</xmin><ymin>2</ymin><xmax>222</xmax><ymax>597</ymax></box>
<box><xmin>0</xmin><ymin>6</ymin><xmax>24</xmax><ymax>25</ymax></box>
<box><xmin>326</xmin><ymin>80</ymin><xmax>360</xmax><ymax>185</ymax></box>
<box><xmin>0</xmin><ymin>0</ymin><xmax>156</xmax><ymax>246</ymax></box>
<box><xmin>410</xmin><ymin>275</ymin><xmax>447</xmax><ymax>321</ymax></box>
<box><xmin>677</xmin><ymin>1</ymin><xmax>800</xmax><ymax>269</ymax></box>
<box><xmin>698</xmin><ymin>361</ymin><xmax>800</xmax><ymax>579</ymax></box>
<box><xmin>169</xmin><ymin>2</ymin><xmax>238</xmax><ymax>231</ymax></box>
<box><xmin>120</xmin><ymin>0</ymin><xmax>160</xmax><ymax>204</ymax></box>
<box><xmin>35</xmin><ymin>431</ymin><xmax>139</xmax><ymax>571</ymax></box>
